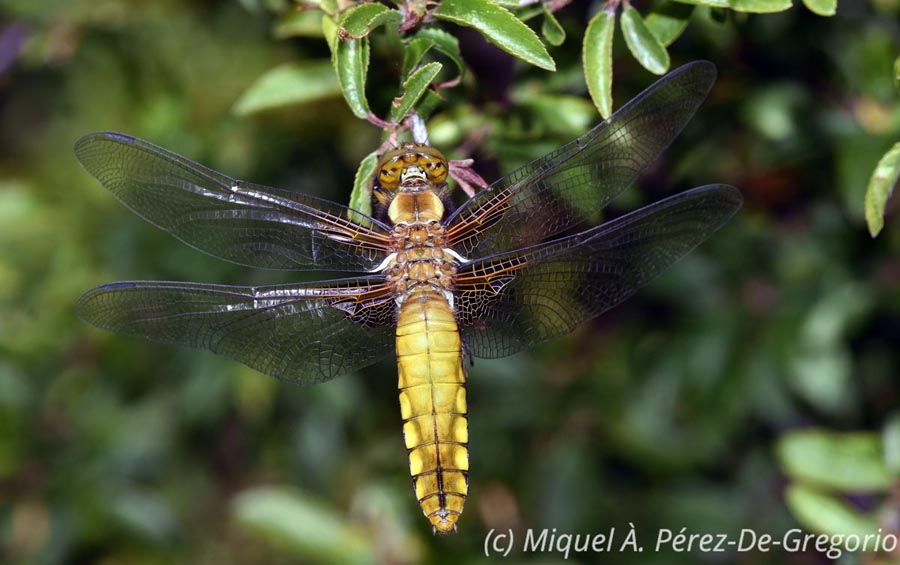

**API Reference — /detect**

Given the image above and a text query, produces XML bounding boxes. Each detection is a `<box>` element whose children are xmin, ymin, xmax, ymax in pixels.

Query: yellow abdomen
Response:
<box><xmin>396</xmin><ymin>289</ymin><xmax>468</xmax><ymax>533</ymax></box>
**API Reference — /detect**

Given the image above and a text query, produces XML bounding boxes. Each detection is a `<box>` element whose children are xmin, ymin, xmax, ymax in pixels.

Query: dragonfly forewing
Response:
<box><xmin>446</xmin><ymin>61</ymin><xmax>718</xmax><ymax>259</ymax></box>
<box><xmin>74</xmin><ymin>132</ymin><xmax>393</xmax><ymax>272</ymax></box>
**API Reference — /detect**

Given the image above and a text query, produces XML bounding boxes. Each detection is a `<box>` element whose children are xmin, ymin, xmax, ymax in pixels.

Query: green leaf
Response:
<box><xmin>673</xmin><ymin>0</ymin><xmax>792</xmax><ymax>11</ymax></box>
<box><xmin>673</xmin><ymin>0</ymin><xmax>729</xmax><ymax>7</ymax></box>
<box><xmin>866</xmin><ymin>142</ymin><xmax>900</xmax><ymax>237</ymax></box>
<box><xmin>232</xmin><ymin>62</ymin><xmax>341</xmax><ymax>116</ymax></box>
<box><xmin>434</xmin><ymin>0</ymin><xmax>556</xmax><ymax>71</ymax></box>
<box><xmin>510</xmin><ymin>3</ymin><xmax>545</xmax><ymax>22</ymax></box>
<box><xmin>274</xmin><ymin>9</ymin><xmax>325</xmax><ymax>39</ymax></box>
<box><xmin>391</xmin><ymin>62</ymin><xmax>442</xmax><ymax>122</ymax></box>
<box><xmin>645</xmin><ymin>2</ymin><xmax>694</xmax><ymax>47</ymax></box>
<box><xmin>338</xmin><ymin>3</ymin><xmax>402</xmax><ymax>38</ymax></box>
<box><xmin>402</xmin><ymin>28</ymin><xmax>464</xmax><ymax>85</ymax></box>
<box><xmin>402</xmin><ymin>38</ymin><xmax>433</xmax><ymax>79</ymax></box>
<box><xmin>520</xmin><ymin>94</ymin><xmax>595</xmax><ymax>136</ymax></box>
<box><xmin>320</xmin><ymin>0</ymin><xmax>338</xmax><ymax>16</ymax></box>
<box><xmin>541</xmin><ymin>6</ymin><xmax>565</xmax><ymax>47</ymax></box>
<box><xmin>724</xmin><ymin>0</ymin><xmax>793</xmax><ymax>12</ymax></box>
<box><xmin>233</xmin><ymin>487</ymin><xmax>371</xmax><ymax>563</ymax></box>
<box><xmin>620</xmin><ymin>6</ymin><xmax>669</xmax><ymax>75</ymax></box>
<box><xmin>785</xmin><ymin>484</ymin><xmax>879</xmax><ymax>538</ymax></box>
<box><xmin>416</xmin><ymin>90</ymin><xmax>444</xmax><ymax>120</ymax></box>
<box><xmin>349</xmin><ymin>151</ymin><xmax>379</xmax><ymax>217</ymax></box>
<box><xmin>334</xmin><ymin>39</ymin><xmax>371</xmax><ymax>119</ymax></box>
<box><xmin>323</xmin><ymin>11</ymin><xmax>337</xmax><ymax>51</ymax></box>
<box><xmin>895</xmin><ymin>54</ymin><xmax>900</xmax><ymax>93</ymax></box>
<box><xmin>324</xmin><ymin>15</ymin><xmax>371</xmax><ymax>119</ymax></box>
<box><xmin>416</xmin><ymin>89</ymin><xmax>444</xmax><ymax>121</ymax></box>
<box><xmin>801</xmin><ymin>0</ymin><xmax>836</xmax><ymax>15</ymax></box>
<box><xmin>582</xmin><ymin>10</ymin><xmax>615</xmax><ymax>119</ymax></box>
<box><xmin>883</xmin><ymin>413</ymin><xmax>900</xmax><ymax>478</ymax></box>
<box><xmin>777</xmin><ymin>430</ymin><xmax>890</xmax><ymax>492</ymax></box>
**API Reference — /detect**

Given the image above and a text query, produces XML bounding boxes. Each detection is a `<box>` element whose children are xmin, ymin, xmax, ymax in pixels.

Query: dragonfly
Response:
<box><xmin>75</xmin><ymin>61</ymin><xmax>741</xmax><ymax>534</ymax></box>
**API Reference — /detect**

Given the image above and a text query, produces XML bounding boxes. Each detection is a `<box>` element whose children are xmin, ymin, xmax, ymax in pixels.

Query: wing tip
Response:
<box><xmin>74</xmin><ymin>281</ymin><xmax>141</xmax><ymax>320</ymax></box>
<box><xmin>102</xmin><ymin>131</ymin><xmax>137</xmax><ymax>144</ymax></box>
<box><xmin>710</xmin><ymin>183</ymin><xmax>743</xmax><ymax>212</ymax></box>
<box><xmin>680</xmin><ymin>59</ymin><xmax>717</xmax><ymax>79</ymax></box>
<box><xmin>687</xmin><ymin>183</ymin><xmax>743</xmax><ymax>215</ymax></box>
<box><xmin>665</xmin><ymin>60</ymin><xmax>717</xmax><ymax>89</ymax></box>
<box><xmin>74</xmin><ymin>131</ymin><xmax>136</xmax><ymax>159</ymax></box>
<box><xmin>74</xmin><ymin>286</ymin><xmax>104</xmax><ymax>327</ymax></box>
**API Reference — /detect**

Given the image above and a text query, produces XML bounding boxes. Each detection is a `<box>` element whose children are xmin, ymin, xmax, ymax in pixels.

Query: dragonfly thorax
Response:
<box><xmin>386</xmin><ymin>221</ymin><xmax>458</xmax><ymax>300</ymax></box>
<box><xmin>388</xmin><ymin>191</ymin><xmax>444</xmax><ymax>225</ymax></box>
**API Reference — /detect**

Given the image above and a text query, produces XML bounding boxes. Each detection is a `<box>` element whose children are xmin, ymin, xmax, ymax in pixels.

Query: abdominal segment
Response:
<box><xmin>396</xmin><ymin>289</ymin><xmax>468</xmax><ymax>533</ymax></box>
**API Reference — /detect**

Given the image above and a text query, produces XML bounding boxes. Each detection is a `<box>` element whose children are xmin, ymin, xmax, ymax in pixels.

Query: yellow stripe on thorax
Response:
<box><xmin>396</xmin><ymin>288</ymin><xmax>468</xmax><ymax>534</ymax></box>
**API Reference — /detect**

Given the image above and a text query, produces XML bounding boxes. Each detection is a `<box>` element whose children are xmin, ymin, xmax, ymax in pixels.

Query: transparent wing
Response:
<box><xmin>446</xmin><ymin>61</ymin><xmax>717</xmax><ymax>258</ymax></box>
<box><xmin>75</xmin><ymin>277</ymin><xmax>396</xmax><ymax>384</ymax></box>
<box><xmin>454</xmin><ymin>185</ymin><xmax>742</xmax><ymax>358</ymax></box>
<box><xmin>75</xmin><ymin>132</ymin><xmax>393</xmax><ymax>271</ymax></box>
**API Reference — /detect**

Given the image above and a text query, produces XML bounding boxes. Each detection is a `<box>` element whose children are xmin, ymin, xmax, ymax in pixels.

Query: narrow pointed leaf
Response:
<box><xmin>725</xmin><ymin>0</ymin><xmax>793</xmax><ymax>11</ymax></box>
<box><xmin>402</xmin><ymin>28</ymin><xmax>464</xmax><ymax>84</ymax></box>
<box><xmin>541</xmin><ymin>6</ymin><xmax>566</xmax><ymax>46</ymax></box>
<box><xmin>349</xmin><ymin>151</ymin><xmax>379</xmax><ymax>216</ymax></box>
<box><xmin>801</xmin><ymin>0</ymin><xmax>836</xmax><ymax>15</ymax></box>
<box><xmin>391</xmin><ymin>62</ymin><xmax>442</xmax><ymax>122</ymax></box>
<box><xmin>582</xmin><ymin>10</ymin><xmax>615</xmax><ymax>118</ymax></box>
<box><xmin>673</xmin><ymin>0</ymin><xmax>791</xmax><ymax>10</ymax></box>
<box><xmin>338</xmin><ymin>3</ymin><xmax>402</xmax><ymax>38</ymax></box>
<box><xmin>434</xmin><ymin>0</ymin><xmax>556</xmax><ymax>71</ymax></box>
<box><xmin>335</xmin><ymin>39</ymin><xmax>371</xmax><ymax>119</ymax></box>
<box><xmin>403</xmin><ymin>38</ymin><xmax>435</xmax><ymax>80</ymax></box>
<box><xmin>672</xmin><ymin>0</ymin><xmax>728</xmax><ymax>7</ymax></box>
<box><xmin>233</xmin><ymin>62</ymin><xmax>341</xmax><ymax>116</ymax></box>
<box><xmin>324</xmin><ymin>15</ymin><xmax>371</xmax><ymax>119</ymax></box>
<box><xmin>645</xmin><ymin>2</ymin><xmax>694</xmax><ymax>46</ymax></box>
<box><xmin>621</xmin><ymin>6</ymin><xmax>669</xmax><ymax>75</ymax></box>
<box><xmin>865</xmin><ymin>142</ymin><xmax>900</xmax><ymax>237</ymax></box>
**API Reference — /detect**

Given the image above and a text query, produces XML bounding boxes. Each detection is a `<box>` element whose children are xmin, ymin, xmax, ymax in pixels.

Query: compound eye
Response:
<box><xmin>426</xmin><ymin>159</ymin><xmax>448</xmax><ymax>184</ymax></box>
<box><xmin>378</xmin><ymin>163</ymin><xmax>401</xmax><ymax>189</ymax></box>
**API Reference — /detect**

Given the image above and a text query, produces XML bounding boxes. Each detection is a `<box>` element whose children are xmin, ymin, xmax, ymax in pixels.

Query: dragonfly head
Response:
<box><xmin>374</xmin><ymin>143</ymin><xmax>449</xmax><ymax>206</ymax></box>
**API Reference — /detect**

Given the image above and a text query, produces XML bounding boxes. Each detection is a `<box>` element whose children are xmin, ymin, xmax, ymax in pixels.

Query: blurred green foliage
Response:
<box><xmin>1</xmin><ymin>0</ymin><xmax>900</xmax><ymax>563</ymax></box>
